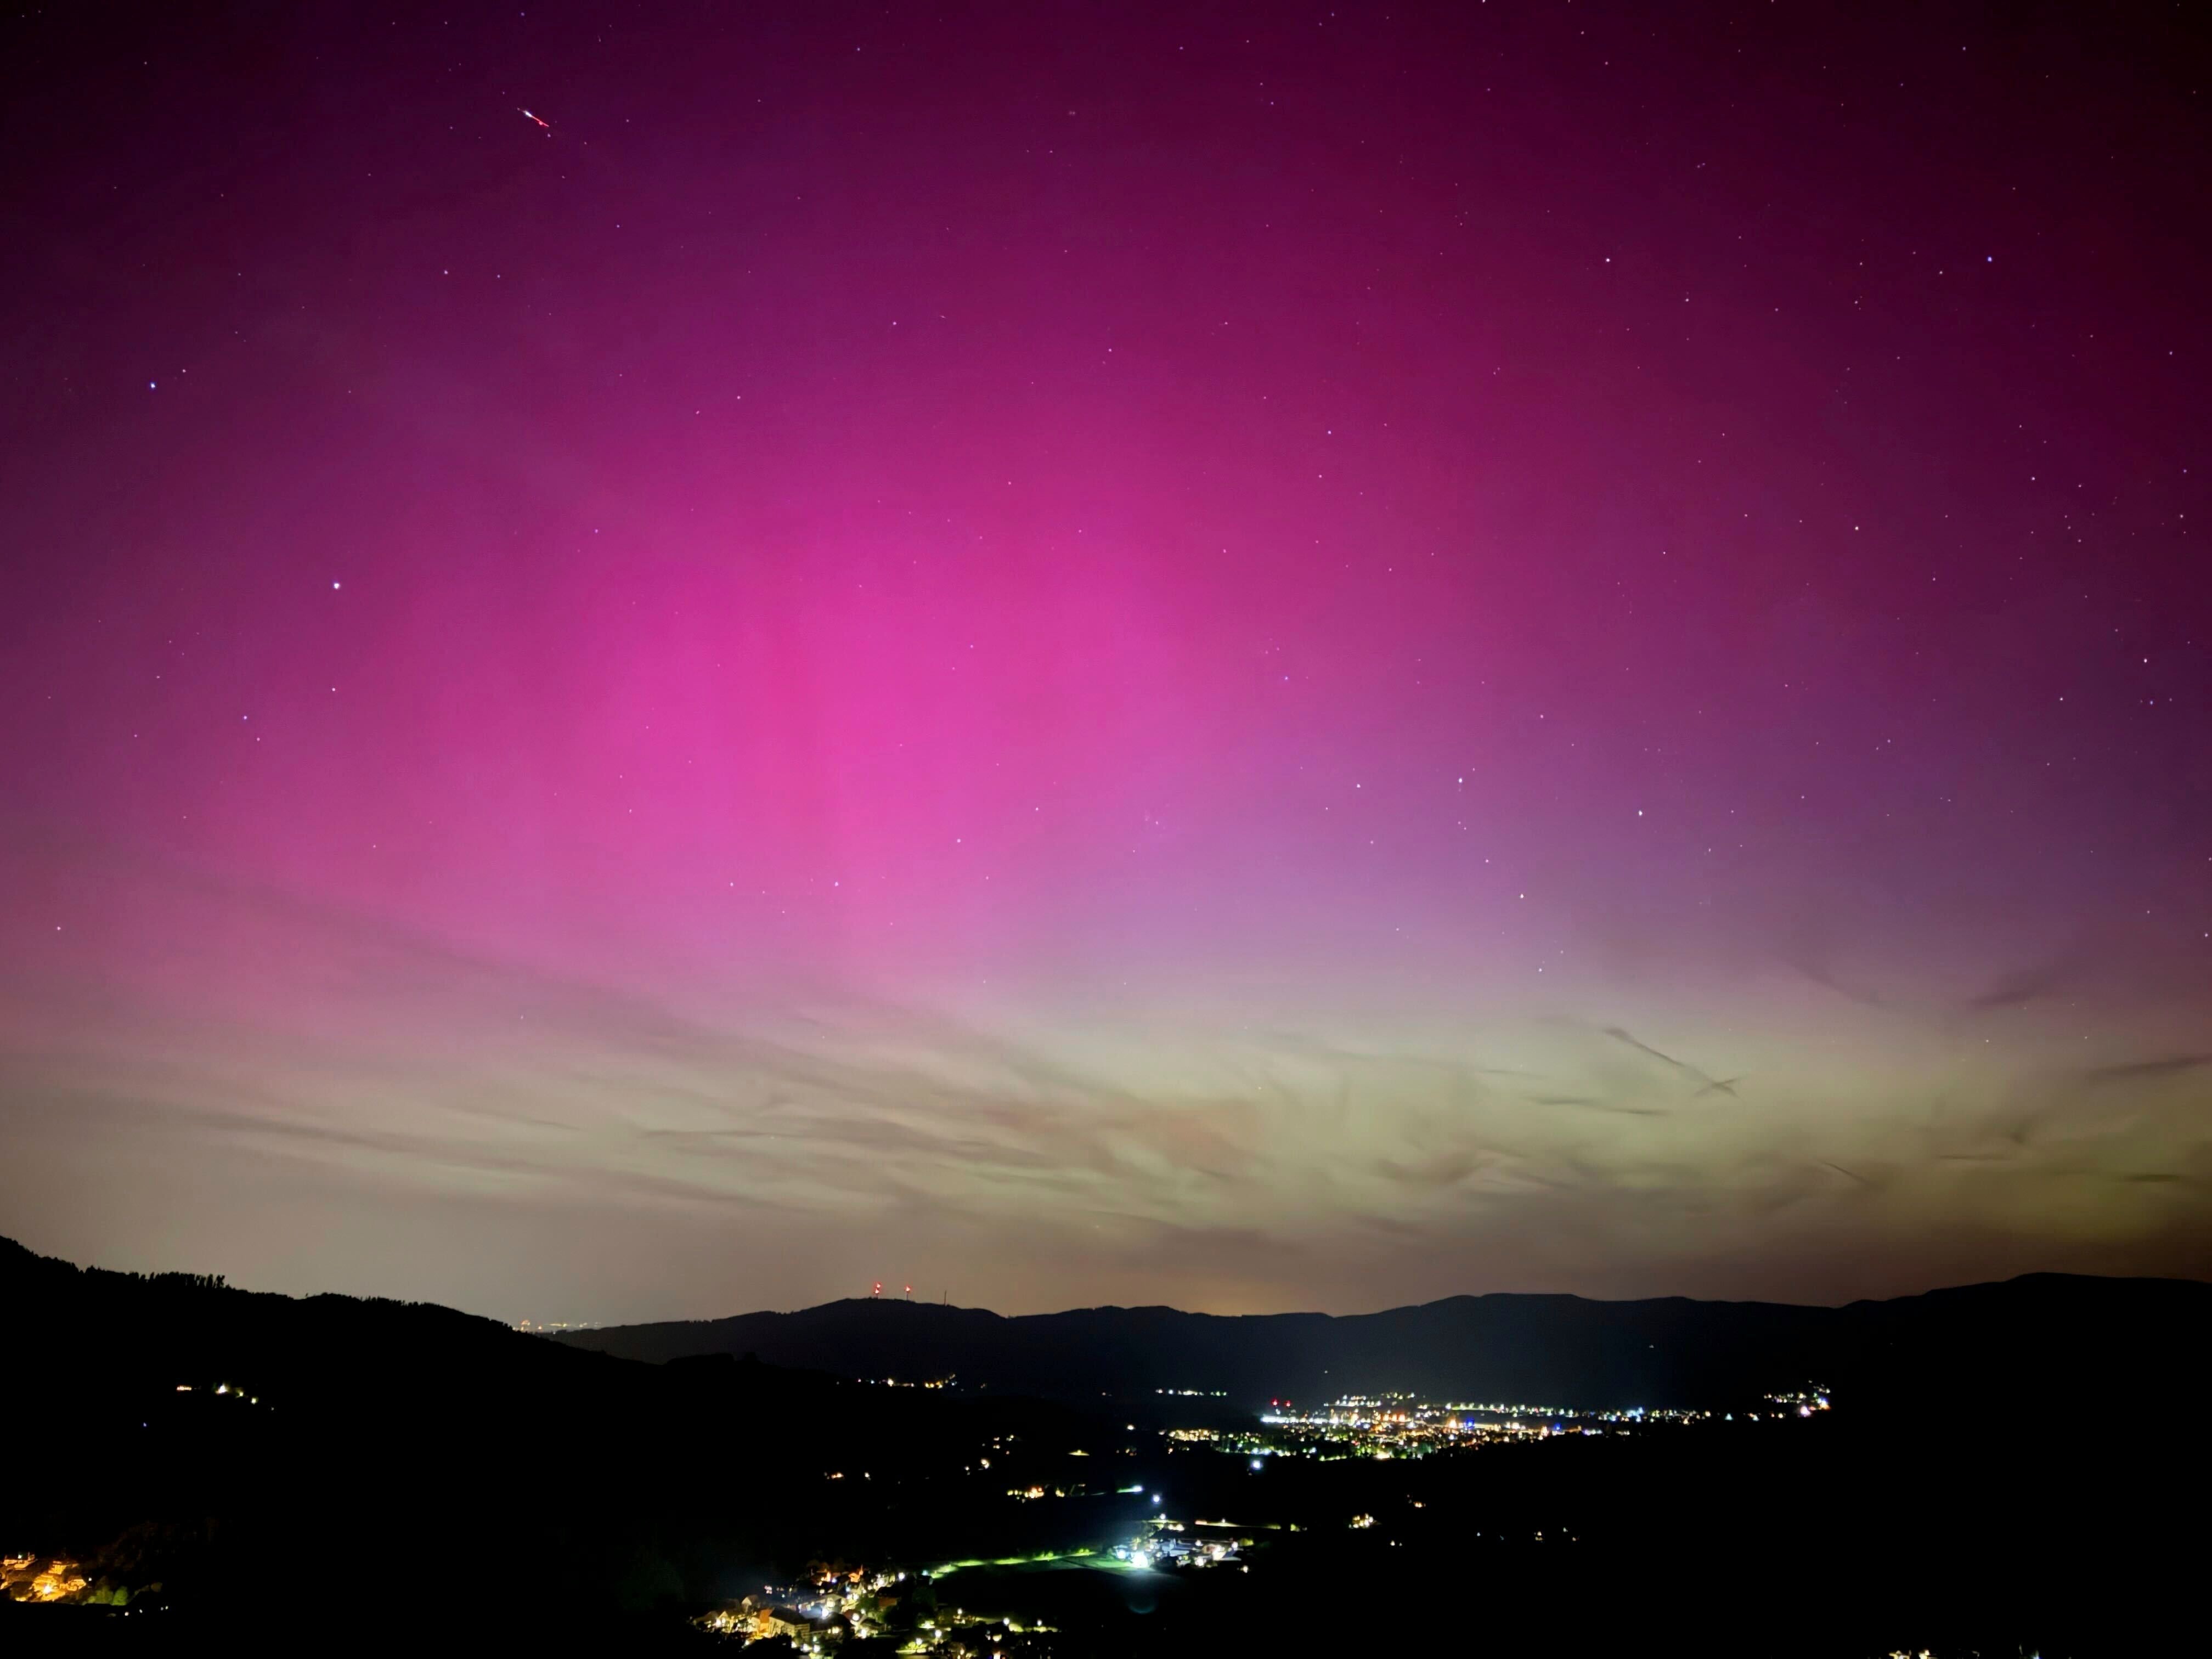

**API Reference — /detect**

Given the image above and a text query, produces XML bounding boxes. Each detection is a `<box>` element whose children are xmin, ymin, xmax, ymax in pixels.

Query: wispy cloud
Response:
<box><xmin>3</xmin><ymin>821</ymin><xmax>2209</xmax><ymax>1311</ymax></box>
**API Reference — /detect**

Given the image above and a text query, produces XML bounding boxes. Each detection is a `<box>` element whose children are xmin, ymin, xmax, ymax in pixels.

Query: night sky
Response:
<box><xmin>4</xmin><ymin>2</ymin><xmax>2208</xmax><ymax>1322</ymax></box>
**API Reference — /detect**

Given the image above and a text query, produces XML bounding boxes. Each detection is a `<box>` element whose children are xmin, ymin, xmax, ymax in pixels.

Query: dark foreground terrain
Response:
<box><xmin>3</xmin><ymin>1236</ymin><xmax>2204</xmax><ymax>1655</ymax></box>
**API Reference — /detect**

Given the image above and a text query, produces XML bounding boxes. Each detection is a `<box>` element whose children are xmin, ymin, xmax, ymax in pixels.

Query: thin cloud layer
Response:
<box><xmin>3</xmin><ymin>830</ymin><xmax>2205</xmax><ymax>1316</ymax></box>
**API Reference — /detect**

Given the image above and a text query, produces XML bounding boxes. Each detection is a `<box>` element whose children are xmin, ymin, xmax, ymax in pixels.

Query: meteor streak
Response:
<box><xmin>518</xmin><ymin>108</ymin><xmax>551</xmax><ymax>132</ymax></box>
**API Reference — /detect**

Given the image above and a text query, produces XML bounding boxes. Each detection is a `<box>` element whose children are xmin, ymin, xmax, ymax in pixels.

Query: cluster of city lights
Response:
<box><xmin>1202</xmin><ymin>1385</ymin><xmax>1830</xmax><ymax>1462</ymax></box>
<box><xmin>700</xmin><ymin>1560</ymin><xmax>1062</xmax><ymax>1652</ymax></box>
<box><xmin>2</xmin><ymin>1555</ymin><xmax>93</xmax><ymax>1604</ymax></box>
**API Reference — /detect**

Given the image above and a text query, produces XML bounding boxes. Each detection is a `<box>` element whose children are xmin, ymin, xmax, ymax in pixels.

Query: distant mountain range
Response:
<box><xmin>557</xmin><ymin>1272</ymin><xmax>2212</xmax><ymax>1412</ymax></box>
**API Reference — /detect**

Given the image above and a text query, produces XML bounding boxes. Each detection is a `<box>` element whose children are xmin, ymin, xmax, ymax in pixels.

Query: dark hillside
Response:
<box><xmin>0</xmin><ymin>1238</ymin><xmax>1120</xmax><ymax>1641</ymax></box>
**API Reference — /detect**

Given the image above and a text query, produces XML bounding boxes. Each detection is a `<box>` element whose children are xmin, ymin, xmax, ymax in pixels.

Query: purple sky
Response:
<box><xmin>3</xmin><ymin>2</ymin><xmax>2208</xmax><ymax>1321</ymax></box>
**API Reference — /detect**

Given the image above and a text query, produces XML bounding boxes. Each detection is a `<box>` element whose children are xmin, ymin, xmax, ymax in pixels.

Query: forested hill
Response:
<box><xmin>0</xmin><ymin>1236</ymin><xmax>1115</xmax><ymax>1639</ymax></box>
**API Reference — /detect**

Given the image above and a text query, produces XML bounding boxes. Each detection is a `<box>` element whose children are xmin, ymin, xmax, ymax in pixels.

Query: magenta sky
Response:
<box><xmin>3</xmin><ymin>3</ymin><xmax>2207</xmax><ymax>1321</ymax></box>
